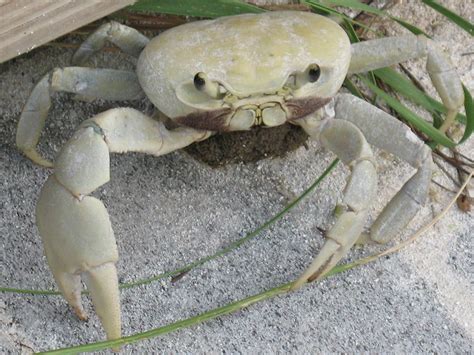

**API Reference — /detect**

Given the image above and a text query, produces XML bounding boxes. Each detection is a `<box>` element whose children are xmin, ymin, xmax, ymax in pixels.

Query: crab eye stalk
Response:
<box><xmin>288</xmin><ymin>63</ymin><xmax>323</xmax><ymax>89</ymax></box>
<box><xmin>308</xmin><ymin>64</ymin><xmax>321</xmax><ymax>82</ymax></box>
<box><xmin>194</xmin><ymin>72</ymin><xmax>206</xmax><ymax>90</ymax></box>
<box><xmin>193</xmin><ymin>72</ymin><xmax>222</xmax><ymax>98</ymax></box>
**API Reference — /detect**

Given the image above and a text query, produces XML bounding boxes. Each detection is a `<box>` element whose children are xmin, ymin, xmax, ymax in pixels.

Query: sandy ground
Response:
<box><xmin>1</xmin><ymin>1</ymin><xmax>473</xmax><ymax>353</ymax></box>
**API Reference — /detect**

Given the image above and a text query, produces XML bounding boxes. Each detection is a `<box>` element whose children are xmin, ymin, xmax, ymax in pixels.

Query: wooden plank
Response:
<box><xmin>0</xmin><ymin>0</ymin><xmax>135</xmax><ymax>63</ymax></box>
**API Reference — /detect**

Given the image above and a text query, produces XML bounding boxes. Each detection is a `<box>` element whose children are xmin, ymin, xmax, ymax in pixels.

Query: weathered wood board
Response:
<box><xmin>0</xmin><ymin>0</ymin><xmax>135</xmax><ymax>63</ymax></box>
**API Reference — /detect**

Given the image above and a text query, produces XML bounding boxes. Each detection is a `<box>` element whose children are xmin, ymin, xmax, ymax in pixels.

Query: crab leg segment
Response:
<box><xmin>36</xmin><ymin>108</ymin><xmax>209</xmax><ymax>341</ymax></box>
<box><xmin>349</xmin><ymin>35</ymin><xmax>464</xmax><ymax>132</ymax></box>
<box><xmin>335</xmin><ymin>94</ymin><xmax>433</xmax><ymax>244</ymax></box>
<box><xmin>72</xmin><ymin>21</ymin><xmax>149</xmax><ymax>65</ymax></box>
<box><xmin>16</xmin><ymin>68</ymin><xmax>143</xmax><ymax>167</ymax></box>
<box><xmin>292</xmin><ymin>119</ymin><xmax>377</xmax><ymax>290</ymax></box>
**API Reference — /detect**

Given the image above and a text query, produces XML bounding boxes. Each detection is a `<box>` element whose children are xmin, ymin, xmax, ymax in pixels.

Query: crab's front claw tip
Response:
<box><xmin>36</xmin><ymin>175</ymin><xmax>121</xmax><ymax>342</ymax></box>
<box><xmin>291</xmin><ymin>240</ymin><xmax>341</xmax><ymax>292</ymax></box>
<box><xmin>48</xmin><ymin>262</ymin><xmax>121</xmax><ymax>348</ymax></box>
<box><xmin>47</xmin><ymin>270</ymin><xmax>88</xmax><ymax>321</ymax></box>
<box><xmin>22</xmin><ymin>148</ymin><xmax>54</xmax><ymax>168</ymax></box>
<box><xmin>291</xmin><ymin>211</ymin><xmax>367</xmax><ymax>292</ymax></box>
<box><xmin>83</xmin><ymin>263</ymin><xmax>122</xmax><ymax>344</ymax></box>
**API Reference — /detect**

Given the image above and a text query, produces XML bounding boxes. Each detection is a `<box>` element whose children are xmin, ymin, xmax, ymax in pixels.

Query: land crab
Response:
<box><xmin>16</xmin><ymin>11</ymin><xmax>464</xmax><ymax>343</ymax></box>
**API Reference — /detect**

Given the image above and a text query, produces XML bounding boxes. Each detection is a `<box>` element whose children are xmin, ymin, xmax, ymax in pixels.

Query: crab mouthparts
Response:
<box><xmin>174</xmin><ymin>96</ymin><xmax>331</xmax><ymax>132</ymax></box>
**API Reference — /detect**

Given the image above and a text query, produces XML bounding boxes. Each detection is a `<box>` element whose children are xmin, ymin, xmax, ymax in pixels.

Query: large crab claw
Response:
<box><xmin>37</xmin><ymin>177</ymin><xmax>121</xmax><ymax>338</ymax></box>
<box><xmin>36</xmin><ymin>128</ymin><xmax>121</xmax><ymax>342</ymax></box>
<box><xmin>35</xmin><ymin>108</ymin><xmax>209</xmax><ymax>343</ymax></box>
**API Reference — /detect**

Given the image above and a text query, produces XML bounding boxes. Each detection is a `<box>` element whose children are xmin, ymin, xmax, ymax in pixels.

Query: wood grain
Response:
<box><xmin>0</xmin><ymin>0</ymin><xmax>135</xmax><ymax>63</ymax></box>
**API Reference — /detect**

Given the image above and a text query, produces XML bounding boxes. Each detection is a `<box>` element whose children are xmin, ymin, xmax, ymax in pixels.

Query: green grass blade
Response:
<box><xmin>373</xmin><ymin>68</ymin><xmax>467</xmax><ymax>125</ymax></box>
<box><xmin>391</xmin><ymin>17</ymin><xmax>427</xmax><ymax>36</ymax></box>
<box><xmin>39</xmin><ymin>284</ymin><xmax>292</xmax><ymax>353</ymax></box>
<box><xmin>302</xmin><ymin>1</ymin><xmax>383</xmax><ymax>35</ymax></box>
<box><xmin>340</xmin><ymin>17</ymin><xmax>380</xmax><ymax>95</ymax></box>
<box><xmin>119</xmin><ymin>159</ymin><xmax>338</xmax><ymax>289</ymax></box>
<box><xmin>358</xmin><ymin>75</ymin><xmax>455</xmax><ymax>148</ymax></box>
<box><xmin>289</xmin><ymin>2</ymin><xmax>468</xmax><ymax>144</ymax></box>
<box><xmin>326</xmin><ymin>0</ymin><xmax>472</xmax><ymax>37</ymax></box>
<box><xmin>422</xmin><ymin>0</ymin><xmax>474</xmax><ymax>36</ymax></box>
<box><xmin>127</xmin><ymin>0</ymin><xmax>264</xmax><ymax>18</ymax></box>
<box><xmin>302</xmin><ymin>0</ymin><xmax>334</xmax><ymax>16</ymax></box>
<box><xmin>0</xmin><ymin>287</ymin><xmax>59</xmax><ymax>295</ymax></box>
<box><xmin>374</xmin><ymin>68</ymin><xmax>435</xmax><ymax>109</ymax></box>
<box><xmin>320</xmin><ymin>0</ymin><xmax>384</xmax><ymax>15</ymax></box>
<box><xmin>1</xmin><ymin>160</ymin><xmax>339</xmax><ymax>296</ymax></box>
<box><xmin>459</xmin><ymin>85</ymin><xmax>474</xmax><ymax>144</ymax></box>
<box><xmin>318</xmin><ymin>0</ymin><xmax>429</xmax><ymax>36</ymax></box>
<box><xmin>342</xmin><ymin>17</ymin><xmax>360</xmax><ymax>43</ymax></box>
<box><xmin>36</xmin><ymin>168</ymin><xmax>473</xmax><ymax>354</ymax></box>
<box><xmin>37</xmin><ymin>168</ymin><xmax>472</xmax><ymax>354</ymax></box>
<box><xmin>343</xmin><ymin>78</ymin><xmax>363</xmax><ymax>98</ymax></box>
<box><xmin>38</xmin><ymin>260</ymin><xmax>357</xmax><ymax>354</ymax></box>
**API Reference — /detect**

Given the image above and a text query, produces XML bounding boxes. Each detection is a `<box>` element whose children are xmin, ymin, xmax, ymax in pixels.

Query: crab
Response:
<box><xmin>16</xmin><ymin>11</ymin><xmax>463</xmax><ymax>343</ymax></box>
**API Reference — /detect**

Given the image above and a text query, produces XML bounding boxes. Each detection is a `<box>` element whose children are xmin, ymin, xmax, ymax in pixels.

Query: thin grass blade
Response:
<box><xmin>319</xmin><ymin>0</ymin><xmax>385</xmax><ymax>15</ymax></box>
<box><xmin>422</xmin><ymin>0</ymin><xmax>474</xmax><ymax>36</ymax></box>
<box><xmin>37</xmin><ymin>263</ymin><xmax>352</xmax><ymax>354</ymax></box>
<box><xmin>39</xmin><ymin>171</ymin><xmax>472</xmax><ymax>354</ymax></box>
<box><xmin>343</xmin><ymin>78</ymin><xmax>363</xmax><ymax>98</ymax></box>
<box><xmin>127</xmin><ymin>0</ymin><xmax>264</xmax><ymax>18</ymax></box>
<box><xmin>0</xmin><ymin>160</ymin><xmax>339</xmax><ymax>295</ymax></box>
<box><xmin>459</xmin><ymin>85</ymin><xmax>474</xmax><ymax>144</ymax></box>
<box><xmin>302</xmin><ymin>1</ymin><xmax>382</xmax><ymax>35</ymax></box>
<box><xmin>373</xmin><ymin>68</ymin><xmax>467</xmax><ymax>125</ymax></box>
<box><xmin>358</xmin><ymin>75</ymin><xmax>456</xmax><ymax>148</ymax></box>
<box><xmin>316</xmin><ymin>0</ymin><xmax>429</xmax><ymax>36</ymax></box>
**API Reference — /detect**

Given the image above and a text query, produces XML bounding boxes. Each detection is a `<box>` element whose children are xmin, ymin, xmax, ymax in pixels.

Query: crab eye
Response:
<box><xmin>192</xmin><ymin>72</ymin><xmax>224</xmax><ymax>99</ymax></box>
<box><xmin>194</xmin><ymin>72</ymin><xmax>206</xmax><ymax>90</ymax></box>
<box><xmin>308</xmin><ymin>64</ymin><xmax>321</xmax><ymax>83</ymax></box>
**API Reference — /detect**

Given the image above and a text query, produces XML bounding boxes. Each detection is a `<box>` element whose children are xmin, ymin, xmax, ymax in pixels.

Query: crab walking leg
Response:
<box><xmin>17</xmin><ymin>68</ymin><xmax>143</xmax><ymax>167</ymax></box>
<box><xmin>349</xmin><ymin>35</ymin><xmax>464</xmax><ymax>132</ymax></box>
<box><xmin>335</xmin><ymin>93</ymin><xmax>433</xmax><ymax>244</ymax></box>
<box><xmin>36</xmin><ymin>108</ymin><xmax>210</xmax><ymax>341</ymax></box>
<box><xmin>292</xmin><ymin>119</ymin><xmax>377</xmax><ymax>290</ymax></box>
<box><xmin>72</xmin><ymin>21</ymin><xmax>149</xmax><ymax>65</ymax></box>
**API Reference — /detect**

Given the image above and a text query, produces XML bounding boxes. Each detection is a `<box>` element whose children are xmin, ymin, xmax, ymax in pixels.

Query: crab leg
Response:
<box><xmin>17</xmin><ymin>68</ymin><xmax>143</xmax><ymax>167</ymax></box>
<box><xmin>349</xmin><ymin>35</ymin><xmax>464</xmax><ymax>132</ymax></box>
<box><xmin>36</xmin><ymin>108</ymin><xmax>210</xmax><ymax>342</ymax></box>
<box><xmin>72</xmin><ymin>21</ymin><xmax>149</xmax><ymax>65</ymax></box>
<box><xmin>292</xmin><ymin>119</ymin><xmax>377</xmax><ymax>290</ymax></box>
<box><xmin>335</xmin><ymin>93</ymin><xmax>433</xmax><ymax>244</ymax></box>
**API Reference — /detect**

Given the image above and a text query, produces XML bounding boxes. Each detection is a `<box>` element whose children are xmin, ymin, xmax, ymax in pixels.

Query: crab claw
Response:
<box><xmin>291</xmin><ymin>210</ymin><xmax>367</xmax><ymax>290</ymax></box>
<box><xmin>34</xmin><ymin>108</ymin><xmax>210</xmax><ymax>345</ymax></box>
<box><xmin>36</xmin><ymin>176</ymin><xmax>121</xmax><ymax>342</ymax></box>
<box><xmin>292</xmin><ymin>120</ymin><xmax>377</xmax><ymax>291</ymax></box>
